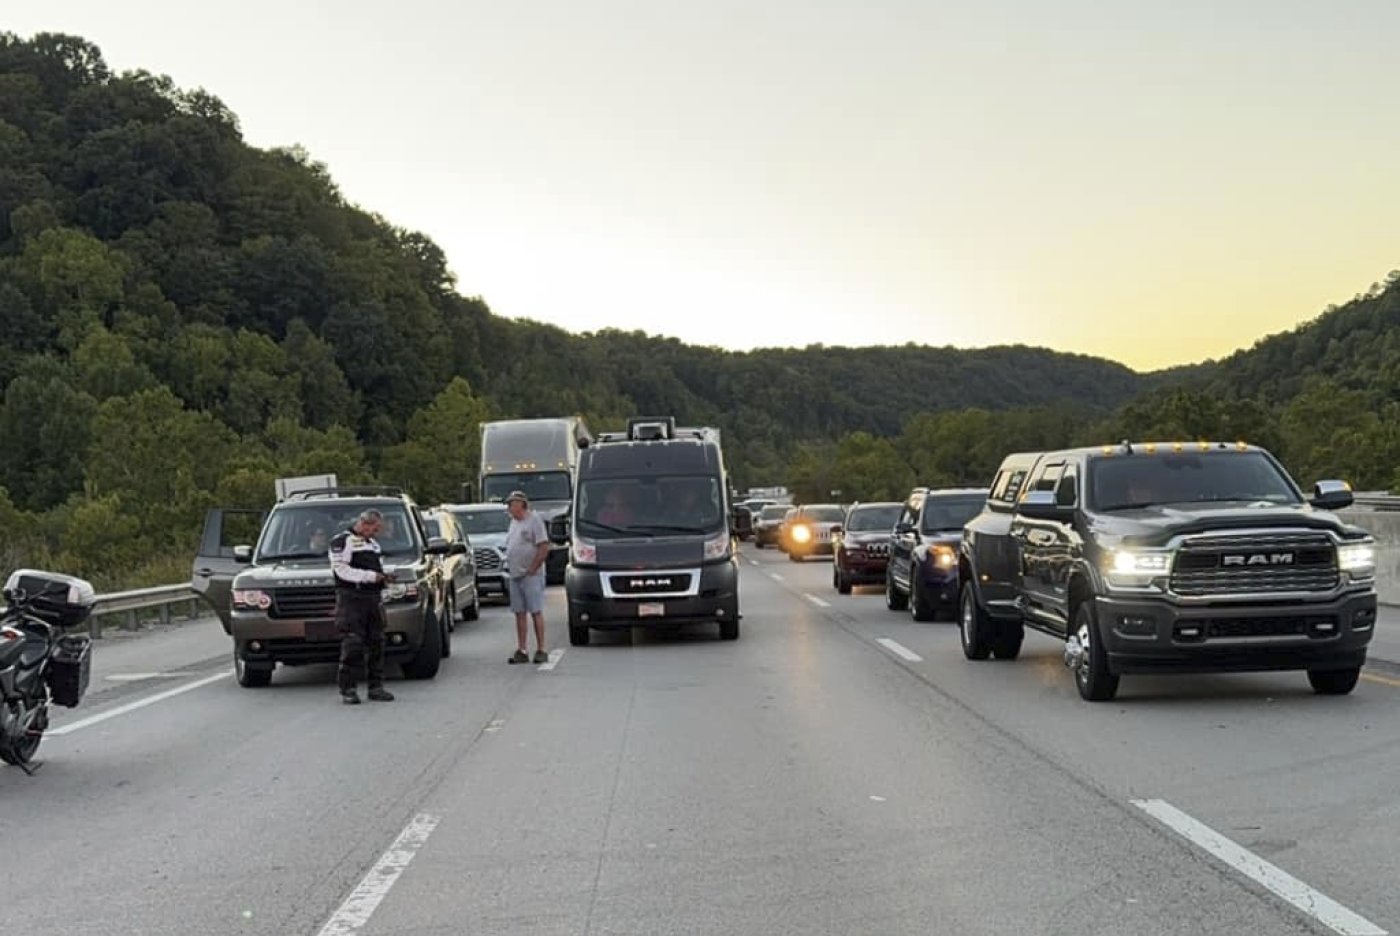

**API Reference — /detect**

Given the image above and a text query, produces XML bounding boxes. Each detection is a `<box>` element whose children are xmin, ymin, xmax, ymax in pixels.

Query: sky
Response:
<box><xmin>9</xmin><ymin>1</ymin><xmax>1400</xmax><ymax>371</ymax></box>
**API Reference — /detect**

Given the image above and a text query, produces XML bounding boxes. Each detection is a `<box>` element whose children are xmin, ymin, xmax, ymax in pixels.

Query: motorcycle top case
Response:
<box><xmin>4</xmin><ymin>569</ymin><xmax>96</xmax><ymax>629</ymax></box>
<box><xmin>47</xmin><ymin>634</ymin><xmax>92</xmax><ymax>708</ymax></box>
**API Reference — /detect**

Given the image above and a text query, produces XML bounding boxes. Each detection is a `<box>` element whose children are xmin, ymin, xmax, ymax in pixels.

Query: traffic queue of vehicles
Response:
<box><xmin>787</xmin><ymin>440</ymin><xmax>1378</xmax><ymax>702</ymax></box>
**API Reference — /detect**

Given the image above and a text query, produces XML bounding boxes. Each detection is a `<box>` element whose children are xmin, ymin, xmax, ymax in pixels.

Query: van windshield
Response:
<box><xmin>578</xmin><ymin>476</ymin><xmax>724</xmax><ymax>538</ymax></box>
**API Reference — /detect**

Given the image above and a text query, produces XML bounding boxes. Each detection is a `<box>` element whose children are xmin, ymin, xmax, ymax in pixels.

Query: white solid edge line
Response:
<box><xmin>804</xmin><ymin>593</ymin><xmax>831</xmax><ymax>608</ymax></box>
<box><xmin>1132</xmin><ymin>799</ymin><xmax>1386</xmax><ymax>936</ymax></box>
<box><xmin>538</xmin><ymin>648</ymin><xmax>566</xmax><ymax>671</ymax></box>
<box><xmin>876</xmin><ymin>638</ymin><xmax>923</xmax><ymax>663</ymax></box>
<box><xmin>49</xmin><ymin>670</ymin><xmax>231</xmax><ymax>736</ymax></box>
<box><xmin>316</xmin><ymin>813</ymin><xmax>441</xmax><ymax>936</ymax></box>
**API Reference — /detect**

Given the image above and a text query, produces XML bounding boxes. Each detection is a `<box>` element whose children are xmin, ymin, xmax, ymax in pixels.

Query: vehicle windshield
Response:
<box><xmin>846</xmin><ymin>504</ymin><xmax>902</xmax><ymax>532</ymax></box>
<box><xmin>802</xmin><ymin>506</ymin><xmax>845</xmax><ymax>523</ymax></box>
<box><xmin>1089</xmin><ymin>452</ymin><xmax>1302</xmax><ymax>511</ymax></box>
<box><xmin>577</xmin><ymin>475</ymin><xmax>724</xmax><ymax>538</ymax></box>
<box><xmin>759</xmin><ymin>505</ymin><xmax>789</xmax><ymax>520</ymax></box>
<box><xmin>256</xmin><ymin>504</ymin><xmax>418</xmax><ymax>561</ymax></box>
<box><xmin>452</xmin><ymin>508</ymin><xmax>511</xmax><ymax>535</ymax></box>
<box><xmin>483</xmin><ymin>472</ymin><xmax>571</xmax><ymax>504</ymax></box>
<box><xmin>920</xmin><ymin>497</ymin><xmax>984</xmax><ymax>533</ymax></box>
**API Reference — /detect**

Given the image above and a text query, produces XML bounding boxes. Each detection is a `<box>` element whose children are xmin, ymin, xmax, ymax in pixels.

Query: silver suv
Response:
<box><xmin>442</xmin><ymin>503</ymin><xmax>512</xmax><ymax>603</ymax></box>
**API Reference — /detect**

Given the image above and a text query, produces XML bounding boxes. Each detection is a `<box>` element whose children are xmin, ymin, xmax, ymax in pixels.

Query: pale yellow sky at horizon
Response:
<box><xmin>9</xmin><ymin>1</ymin><xmax>1399</xmax><ymax>372</ymax></box>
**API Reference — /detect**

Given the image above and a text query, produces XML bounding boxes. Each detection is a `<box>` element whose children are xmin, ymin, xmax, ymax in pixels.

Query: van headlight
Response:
<box><xmin>1338</xmin><ymin>541</ymin><xmax>1376</xmax><ymax>580</ymax></box>
<box><xmin>704</xmin><ymin>534</ymin><xmax>731</xmax><ymax>560</ymax></box>
<box><xmin>1105</xmin><ymin>550</ymin><xmax>1171</xmax><ymax>588</ymax></box>
<box><xmin>573</xmin><ymin>539</ymin><xmax>597</xmax><ymax>565</ymax></box>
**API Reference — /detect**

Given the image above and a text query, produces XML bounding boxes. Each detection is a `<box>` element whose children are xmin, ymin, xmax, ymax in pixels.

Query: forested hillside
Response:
<box><xmin>0</xmin><ymin>32</ymin><xmax>1395</xmax><ymax>589</ymax></box>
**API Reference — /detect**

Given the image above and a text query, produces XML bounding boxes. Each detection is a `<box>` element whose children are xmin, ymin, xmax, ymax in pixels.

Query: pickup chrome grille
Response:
<box><xmin>474</xmin><ymin>548</ymin><xmax>502</xmax><ymax>572</ymax></box>
<box><xmin>269</xmin><ymin>587</ymin><xmax>338</xmax><ymax>619</ymax></box>
<box><xmin>1170</xmin><ymin>532</ymin><xmax>1337</xmax><ymax>597</ymax></box>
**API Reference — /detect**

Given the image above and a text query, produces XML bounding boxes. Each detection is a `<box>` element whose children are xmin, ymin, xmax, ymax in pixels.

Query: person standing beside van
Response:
<box><xmin>505</xmin><ymin>491</ymin><xmax>551</xmax><ymax>664</ymax></box>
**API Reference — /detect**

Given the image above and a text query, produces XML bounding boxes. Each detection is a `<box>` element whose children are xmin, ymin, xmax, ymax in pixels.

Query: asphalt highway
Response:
<box><xmin>5</xmin><ymin>549</ymin><xmax>1400</xmax><ymax>935</ymax></box>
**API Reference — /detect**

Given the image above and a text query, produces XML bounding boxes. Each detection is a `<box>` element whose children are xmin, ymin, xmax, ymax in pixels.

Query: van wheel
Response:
<box><xmin>959</xmin><ymin>582</ymin><xmax>991</xmax><ymax>660</ymax></box>
<box><xmin>402</xmin><ymin>610</ymin><xmax>443</xmax><ymax>679</ymax></box>
<box><xmin>1071</xmin><ymin>602</ymin><xmax>1118</xmax><ymax>701</ymax></box>
<box><xmin>1308</xmin><ymin>667</ymin><xmax>1360</xmax><ymax>695</ymax></box>
<box><xmin>719</xmin><ymin>616</ymin><xmax>740</xmax><ymax>640</ymax></box>
<box><xmin>235</xmin><ymin>651</ymin><xmax>272</xmax><ymax>688</ymax></box>
<box><xmin>569</xmin><ymin>610</ymin><xmax>591</xmax><ymax>646</ymax></box>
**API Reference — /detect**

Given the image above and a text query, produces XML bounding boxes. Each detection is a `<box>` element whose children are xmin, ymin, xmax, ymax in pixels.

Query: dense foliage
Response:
<box><xmin>0</xmin><ymin>33</ymin><xmax>1395</xmax><ymax>587</ymax></box>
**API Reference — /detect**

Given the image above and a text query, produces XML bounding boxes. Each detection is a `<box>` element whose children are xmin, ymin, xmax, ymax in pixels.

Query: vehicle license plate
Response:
<box><xmin>638</xmin><ymin>602</ymin><xmax>666</xmax><ymax>618</ymax></box>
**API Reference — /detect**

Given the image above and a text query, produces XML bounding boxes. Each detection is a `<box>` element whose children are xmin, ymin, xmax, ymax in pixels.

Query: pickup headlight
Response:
<box><xmin>704</xmin><ymin>533</ymin><xmax>731</xmax><ymax>561</ymax></box>
<box><xmin>1338</xmin><ymin>541</ymin><xmax>1376</xmax><ymax>579</ymax></box>
<box><xmin>1105</xmin><ymin>550</ymin><xmax>1171</xmax><ymax>588</ymax></box>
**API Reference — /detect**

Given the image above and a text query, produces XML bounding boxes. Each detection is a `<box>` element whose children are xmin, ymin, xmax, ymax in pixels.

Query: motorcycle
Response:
<box><xmin>0</xmin><ymin>569</ymin><xmax>96</xmax><ymax>774</ymax></box>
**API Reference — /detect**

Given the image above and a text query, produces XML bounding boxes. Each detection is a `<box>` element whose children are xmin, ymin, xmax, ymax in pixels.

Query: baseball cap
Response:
<box><xmin>506</xmin><ymin>490</ymin><xmax>529</xmax><ymax>505</ymax></box>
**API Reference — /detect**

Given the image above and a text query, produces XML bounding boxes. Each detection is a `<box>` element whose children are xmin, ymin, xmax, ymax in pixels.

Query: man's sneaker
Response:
<box><xmin>367</xmin><ymin>687</ymin><xmax>395</xmax><ymax>702</ymax></box>
<box><xmin>341</xmin><ymin>690</ymin><xmax>361</xmax><ymax>705</ymax></box>
<box><xmin>508</xmin><ymin>650</ymin><xmax>529</xmax><ymax>664</ymax></box>
<box><xmin>533</xmin><ymin>650</ymin><xmax>549</xmax><ymax>664</ymax></box>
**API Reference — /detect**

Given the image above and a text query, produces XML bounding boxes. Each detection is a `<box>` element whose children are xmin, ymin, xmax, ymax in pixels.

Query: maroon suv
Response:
<box><xmin>833</xmin><ymin>502</ymin><xmax>902</xmax><ymax>593</ymax></box>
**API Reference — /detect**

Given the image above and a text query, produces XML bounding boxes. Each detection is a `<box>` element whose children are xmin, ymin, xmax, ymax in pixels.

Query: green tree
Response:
<box><xmin>378</xmin><ymin>378</ymin><xmax>490</xmax><ymax>504</ymax></box>
<box><xmin>0</xmin><ymin>360</ymin><xmax>98</xmax><ymax>510</ymax></box>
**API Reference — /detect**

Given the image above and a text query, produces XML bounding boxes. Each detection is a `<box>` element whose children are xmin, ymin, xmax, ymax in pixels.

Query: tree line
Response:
<box><xmin>0</xmin><ymin>32</ymin><xmax>1395</xmax><ymax>588</ymax></box>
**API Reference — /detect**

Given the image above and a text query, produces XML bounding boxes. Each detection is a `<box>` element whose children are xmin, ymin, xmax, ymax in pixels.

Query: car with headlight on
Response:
<box><xmin>833</xmin><ymin>501</ymin><xmax>902</xmax><ymax>593</ymax></box>
<box><xmin>885</xmin><ymin>488</ymin><xmax>988</xmax><ymax>618</ymax></box>
<box><xmin>784</xmin><ymin>504</ymin><xmax>846</xmax><ymax>561</ymax></box>
<box><xmin>193</xmin><ymin>485</ymin><xmax>455</xmax><ymax>687</ymax></box>
<box><xmin>958</xmin><ymin>442</ymin><xmax>1377</xmax><ymax>701</ymax></box>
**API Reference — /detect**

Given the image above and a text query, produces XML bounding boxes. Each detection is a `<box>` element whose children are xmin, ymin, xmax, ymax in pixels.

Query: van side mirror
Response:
<box><xmin>1311</xmin><ymin>480</ymin><xmax>1354</xmax><ymax>511</ymax></box>
<box><xmin>233</xmin><ymin>545</ymin><xmax>253</xmax><ymax>563</ymax></box>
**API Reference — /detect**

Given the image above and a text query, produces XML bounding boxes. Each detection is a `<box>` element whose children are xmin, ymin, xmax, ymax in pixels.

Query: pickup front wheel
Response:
<box><xmin>1070</xmin><ymin>603</ymin><xmax>1118</xmax><ymax>702</ymax></box>
<box><xmin>1307</xmin><ymin>667</ymin><xmax>1360</xmax><ymax>695</ymax></box>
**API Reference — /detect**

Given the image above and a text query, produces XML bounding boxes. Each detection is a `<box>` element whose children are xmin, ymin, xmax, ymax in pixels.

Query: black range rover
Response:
<box><xmin>959</xmin><ymin>442</ymin><xmax>1377</xmax><ymax>701</ymax></box>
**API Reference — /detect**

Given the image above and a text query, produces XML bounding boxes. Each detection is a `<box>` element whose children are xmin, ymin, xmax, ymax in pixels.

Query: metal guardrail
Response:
<box><xmin>1349</xmin><ymin>494</ymin><xmax>1400</xmax><ymax>512</ymax></box>
<box><xmin>89</xmin><ymin>584</ymin><xmax>202</xmax><ymax>639</ymax></box>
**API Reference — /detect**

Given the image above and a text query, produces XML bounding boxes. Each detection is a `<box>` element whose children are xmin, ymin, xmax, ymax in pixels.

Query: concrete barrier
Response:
<box><xmin>1339</xmin><ymin>507</ymin><xmax>1400</xmax><ymax>606</ymax></box>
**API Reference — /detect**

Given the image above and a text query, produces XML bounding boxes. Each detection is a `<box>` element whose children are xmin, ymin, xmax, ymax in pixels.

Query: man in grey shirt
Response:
<box><xmin>505</xmin><ymin>490</ymin><xmax>551</xmax><ymax>664</ymax></box>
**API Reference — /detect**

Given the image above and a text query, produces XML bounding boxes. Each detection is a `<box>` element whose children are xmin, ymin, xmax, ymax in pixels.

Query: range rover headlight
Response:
<box><xmin>1338</xmin><ymin>541</ymin><xmax>1376</xmax><ymax>579</ymax></box>
<box><xmin>383</xmin><ymin>581</ymin><xmax>419</xmax><ymax>603</ymax></box>
<box><xmin>232</xmin><ymin>589</ymin><xmax>272</xmax><ymax>610</ymax></box>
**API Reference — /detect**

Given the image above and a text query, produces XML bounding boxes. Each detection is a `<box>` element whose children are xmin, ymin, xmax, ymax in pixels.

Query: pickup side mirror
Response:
<box><xmin>450</xmin><ymin>542</ymin><xmax>468</xmax><ymax>556</ymax></box>
<box><xmin>830</xmin><ymin>525</ymin><xmax>843</xmax><ymax>536</ymax></box>
<box><xmin>1311</xmin><ymin>480</ymin><xmax>1354</xmax><ymax>511</ymax></box>
<box><xmin>424</xmin><ymin>536</ymin><xmax>450</xmax><ymax>556</ymax></box>
<box><xmin>233</xmin><ymin>545</ymin><xmax>253</xmax><ymax>563</ymax></box>
<box><xmin>1018</xmin><ymin>490</ymin><xmax>1074</xmax><ymax>522</ymax></box>
<box><xmin>549</xmin><ymin>515</ymin><xmax>571</xmax><ymax>544</ymax></box>
<box><xmin>731</xmin><ymin>508</ymin><xmax>754</xmax><ymax>535</ymax></box>
<box><xmin>894</xmin><ymin>522</ymin><xmax>916</xmax><ymax>536</ymax></box>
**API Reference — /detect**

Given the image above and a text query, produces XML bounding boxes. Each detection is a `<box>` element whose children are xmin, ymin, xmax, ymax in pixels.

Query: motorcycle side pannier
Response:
<box><xmin>47</xmin><ymin>634</ymin><xmax>92</xmax><ymax>708</ymax></box>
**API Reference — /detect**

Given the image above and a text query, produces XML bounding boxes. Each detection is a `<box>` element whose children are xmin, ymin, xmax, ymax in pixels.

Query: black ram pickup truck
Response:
<box><xmin>959</xmin><ymin>442</ymin><xmax>1378</xmax><ymax>701</ymax></box>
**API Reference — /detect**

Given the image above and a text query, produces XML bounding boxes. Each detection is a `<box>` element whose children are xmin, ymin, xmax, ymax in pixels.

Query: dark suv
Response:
<box><xmin>832</xmin><ymin>502</ymin><xmax>901</xmax><ymax>593</ymax></box>
<box><xmin>884</xmin><ymin>488</ymin><xmax>988</xmax><ymax>619</ymax></box>
<box><xmin>193</xmin><ymin>487</ymin><xmax>459</xmax><ymax>687</ymax></box>
<box><xmin>959</xmin><ymin>443</ymin><xmax>1377</xmax><ymax>701</ymax></box>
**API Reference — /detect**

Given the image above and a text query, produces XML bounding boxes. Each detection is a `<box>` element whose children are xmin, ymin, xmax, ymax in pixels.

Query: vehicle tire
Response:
<box><xmin>0</xmin><ymin>730</ymin><xmax>41</xmax><ymax>766</ymax></box>
<box><xmin>834</xmin><ymin>567</ymin><xmax>852</xmax><ymax>595</ymax></box>
<box><xmin>959</xmin><ymin>582</ymin><xmax>992</xmax><ymax>660</ymax></box>
<box><xmin>440</xmin><ymin>604</ymin><xmax>453</xmax><ymax>659</ymax></box>
<box><xmin>910</xmin><ymin>575</ymin><xmax>936</xmax><ymax>622</ymax></box>
<box><xmin>1307</xmin><ymin>667</ymin><xmax>1360</xmax><ymax>695</ymax></box>
<box><xmin>462</xmin><ymin>588</ymin><xmax>480</xmax><ymax>622</ymax></box>
<box><xmin>719</xmin><ymin>616</ymin><xmax>740</xmax><ymax>640</ymax></box>
<box><xmin>402</xmin><ymin>610</ymin><xmax>443</xmax><ymax>680</ymax></box>
<box><xmin>1071</xmin><ymin>602</ymin><xmax>1118</xmax><ymax>702</ymax></box>
<box><xmin>991</xmin><ymin>619</ymin><xmax>1024</xmax><ymax>660</ymax></box>
<box><xmin>789</xmin><ymin>551</ymin><xmax>803</xmax><ymax>563</ymax></box>
<box><xmin>885</xmin><ymin>569</ymin><xmax>909</xmax><ymax>611</ymax></box>
<box><xmin>235</xmin><ymin>650</ymin><xmax>273</xmax><ymax>688</ymax></box>
<box><xmin>569</xmin><ymin>623</ymin><xmax>591</xmax><ymax>646</ymax></box>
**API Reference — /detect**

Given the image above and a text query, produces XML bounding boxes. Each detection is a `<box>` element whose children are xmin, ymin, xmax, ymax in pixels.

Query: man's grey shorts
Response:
<box><xmin>508</xmin><ymin>574</ymin><xmax>547</xmax><ymax>614</ymax></box>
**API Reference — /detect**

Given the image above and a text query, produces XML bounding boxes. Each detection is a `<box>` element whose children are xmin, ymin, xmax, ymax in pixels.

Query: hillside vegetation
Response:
<box><xmin>0</xmin><ymin>32</ymin><xmax>1395</xmax><ymax>587</ymax></box>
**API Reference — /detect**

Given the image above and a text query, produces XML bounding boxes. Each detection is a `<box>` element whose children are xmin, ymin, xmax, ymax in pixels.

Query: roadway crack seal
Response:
<box><xmin>750</xmin><ymin>558</ymin><xmax>1336</xmax><ymax>936</ymax></box>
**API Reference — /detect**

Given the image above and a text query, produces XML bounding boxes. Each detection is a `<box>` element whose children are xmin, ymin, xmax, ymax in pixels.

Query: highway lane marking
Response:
<box><xmin>49</xmin><ymin>671</ymin><xmax>230</xmax><ymax>737</ymax></box>
<box><xmin>769</xmin><ymin>573</ymin><xmax>784</xmax><ymax>582</ymax></box>
<box><xmin>484</xmin><ymin>720</ymin><xmax>506</xmax><ymax>733</ymax></box>
<box><xmin>538</xmin><ymin>648</ymin><xmax>566</xmax><ymax>671</ymax></box>
<box><xmin>104</xmin><ymin>672</ymin><xmax>179</xmax><ymax>682</ymax></box>
<box><xmin>1132</xmin><ymin>799</ymin><xmax>1386</xmax><ymax>936</ymax></box>
<box><xmin>1361</xmin><ymin>672</ymin><xmax>1400</xmax><ymax>689</ymax></box>
<box><xmin>748</xmin><ymin>559</ymin><xmax>759</xmax><ymax>566</ymax></box>
<box><xmin>316</xmin><ymin>813</ymin><xmax>441</xmax><ymax>936</ymax></box>
<box><xmin>876</xmin><ymin>638</ymin><xmax>923</xmax><ymax>663</ymax></box>
<box><xmin>804</xmin><ymin>593</ymin><xmax>832</xmax><ymax>608</ymax></box>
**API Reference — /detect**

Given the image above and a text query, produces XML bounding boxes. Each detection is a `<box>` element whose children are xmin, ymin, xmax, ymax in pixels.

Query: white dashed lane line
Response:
<box><xmin>537</xmin><ymin>648</ymin><xmax>566</xmax><ymax>671</ymax></box>
<box><xmin>804</xmin><ymin>593</ymin><xmax>831</xmax><ymax>608</ymax></box>
<box><xmin>49</xmin><ymin>671</ymin><xmax>231</xmax><ymax>737</ymax></box>
<box><xmin>1133</xmin><ymin>799</ymin><xmax>1386</xmax><ymax>936</ymax></box>
<box><xmin>315</xmin><ymin>813</ymin><xmax>441</xmax><ymax>936</ymax></box>
<box><xmin>875</xmin><ymin>638</ymin><xmax>923</xmax><ymax>663</ymax></box>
